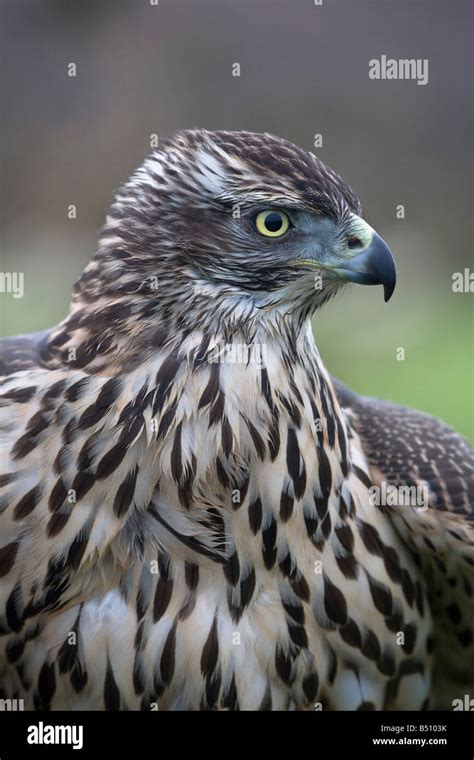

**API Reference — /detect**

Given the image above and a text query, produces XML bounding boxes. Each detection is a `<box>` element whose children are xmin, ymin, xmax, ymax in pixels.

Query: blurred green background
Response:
<box><xmin>1</xmin><ymin>0</ymin><xmax>473</xmax><ymax>441</ymax></box>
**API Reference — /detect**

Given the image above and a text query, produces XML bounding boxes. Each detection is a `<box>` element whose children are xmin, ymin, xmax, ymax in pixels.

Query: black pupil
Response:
<box><xmin>264</xmin><ymin>212</ymin><xmax>283</xmax><ymax>232</ymax></box>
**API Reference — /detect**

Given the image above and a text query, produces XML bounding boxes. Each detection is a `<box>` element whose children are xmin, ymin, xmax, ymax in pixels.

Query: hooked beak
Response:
<box><xmin>295</xmin><ymin>214</ymin><xmax>397</xmax><ymax>303</ymax></box>
<box><xmin>332</xmin><ymin>231</ymin><xmax>397</xmax><ymax>302</ymax></box>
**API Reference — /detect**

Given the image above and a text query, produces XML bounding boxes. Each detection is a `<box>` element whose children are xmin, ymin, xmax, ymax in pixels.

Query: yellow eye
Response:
<box><xmin>255</xmin><ymin>210</ymin><xmax>290</xmax><ymax>237</ymax></box>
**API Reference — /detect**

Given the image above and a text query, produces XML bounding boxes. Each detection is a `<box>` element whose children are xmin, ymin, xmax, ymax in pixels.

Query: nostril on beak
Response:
<box><xmin>347</xmin><ymin>236</ymin><xmax>364</xmax><ymax>250</ymax></box>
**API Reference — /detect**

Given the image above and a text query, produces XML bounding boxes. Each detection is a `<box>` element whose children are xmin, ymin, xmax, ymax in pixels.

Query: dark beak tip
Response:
<box><xmin>383</xmin><ymin>275</ymin><xmax>396</xmax><ymax>302</ymax></box>
<box><xmin>369</xmin><ymin>232</ymin><xmax>397</xmax><ymax>303</ymax></box>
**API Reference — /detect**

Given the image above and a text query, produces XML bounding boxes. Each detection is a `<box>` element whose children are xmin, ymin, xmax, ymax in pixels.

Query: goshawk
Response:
<box><xmin>0</xmin><ymin>130</ymin><xmax>472</xmax><ymax>711</ymax></box>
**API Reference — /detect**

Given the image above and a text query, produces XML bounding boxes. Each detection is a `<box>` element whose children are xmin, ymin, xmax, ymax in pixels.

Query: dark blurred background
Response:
<box><xmin>1</xmin><ymin>0</ymin><xmax>472</xmax><ymax>440</ymax></box>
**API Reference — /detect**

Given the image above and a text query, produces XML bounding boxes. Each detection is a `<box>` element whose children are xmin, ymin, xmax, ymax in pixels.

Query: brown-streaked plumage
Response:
<box><xmin>0</xmin><ymin>129</ymin><xmax>472</xmax><ymax>710</ymax></box>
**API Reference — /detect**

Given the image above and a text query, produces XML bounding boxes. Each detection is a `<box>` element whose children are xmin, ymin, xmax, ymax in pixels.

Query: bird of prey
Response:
<box><xmin>0</xmin><ymin>130</ymin><xmax>472</xmax><ymax>711</ymax></box>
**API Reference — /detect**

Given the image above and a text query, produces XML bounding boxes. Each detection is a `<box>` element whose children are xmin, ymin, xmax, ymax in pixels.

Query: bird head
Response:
<box><xmin>78</xmin><ymin>129</ymin><xmax>396</xmax><ymax>338</ymax></box>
